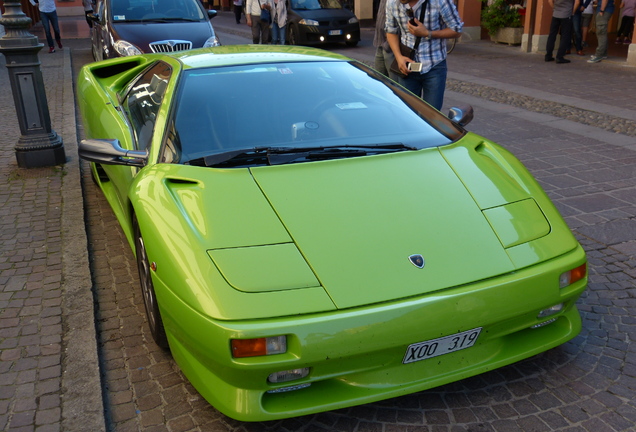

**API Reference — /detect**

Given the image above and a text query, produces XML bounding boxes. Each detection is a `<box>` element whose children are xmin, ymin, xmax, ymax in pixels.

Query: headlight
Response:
<box><xmin>299</xmin><ymin>18</ymin><xmax>319</xmax><ymax>26</ymax></box>
<box><xmin>348</xmin><ymin>17</ymin><xmax>359</xmax><ymax>24</ymax></box>
<box><xmin>203</xmin><ymin>35</ymin><xmax>221</xmax><ymax>47</ymax></box>
<box><xmin>113</xmin><ymin>40</ymin><xmax>143</xmax><ymax>56</ymax></box>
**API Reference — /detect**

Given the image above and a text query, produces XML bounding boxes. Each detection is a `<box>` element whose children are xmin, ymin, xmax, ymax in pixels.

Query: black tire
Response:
<box><xmin>345</xmin><ymin>40</ymin><xmax>359</xmax><ymax>47</ymax></box>
<box><xmin>133</xmin><ymin>215</ymin><xmax>169</xmax><ymax>349</ymax></box>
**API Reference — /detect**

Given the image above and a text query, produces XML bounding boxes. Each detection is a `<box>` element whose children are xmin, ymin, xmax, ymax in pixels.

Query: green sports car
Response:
<box><xmin>77</xmin><ymin>45</ymin><xmax>587</xmax><ymax>421</ymax></box>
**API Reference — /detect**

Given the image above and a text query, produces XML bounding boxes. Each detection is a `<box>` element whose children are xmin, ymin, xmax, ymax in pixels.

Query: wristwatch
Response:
<box><xmin>424</xmin><ymin>31</ymin><xmax>432</xmax><ymax>41</ymax></box>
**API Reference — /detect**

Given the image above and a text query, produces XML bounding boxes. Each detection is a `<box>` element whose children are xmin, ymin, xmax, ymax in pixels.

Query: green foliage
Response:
<box><xmin>481</xmin><ymin>0</ymin><xmax>523</xmax><ymax>36</ymax></box>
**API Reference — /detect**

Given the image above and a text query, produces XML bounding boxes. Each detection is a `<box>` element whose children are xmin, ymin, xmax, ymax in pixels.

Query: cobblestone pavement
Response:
<box><xmin>3</xmin><ymin>12</ymin><xmax>636</xmax><ymax>432</ymax></box>
<box><xmin>0</xmin><ymin>47</ymin><xmax>104</xmax><ymax>431</ymax></box>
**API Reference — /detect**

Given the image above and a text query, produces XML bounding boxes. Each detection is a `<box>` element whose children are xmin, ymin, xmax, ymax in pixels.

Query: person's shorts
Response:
<box><xmin>582</xmin><ymin>13</ymin><xmax>593</xmax><ymax>27</ymax></box>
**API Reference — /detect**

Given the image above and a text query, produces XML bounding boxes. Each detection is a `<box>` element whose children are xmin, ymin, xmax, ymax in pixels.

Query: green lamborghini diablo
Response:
<box><xmin>77</xmin><ymin>45</ymin><xmax>587</xmax><ymax>421</ymax></box>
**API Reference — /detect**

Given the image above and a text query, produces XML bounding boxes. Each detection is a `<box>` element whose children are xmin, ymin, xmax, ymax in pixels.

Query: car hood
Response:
<box><xmin>249</xmin><ymin>149</ymin><xmax>517</xmax><ymax>309</ymax></box>
<box><xmin>136</xmin><ymin>138</ymin><xmax>578</xmax><ymax>314</ymax></box>
<box><xmin>111</xmin><ymin>21</ymin><xmax>215</xmax><ymax>52</ymax></box>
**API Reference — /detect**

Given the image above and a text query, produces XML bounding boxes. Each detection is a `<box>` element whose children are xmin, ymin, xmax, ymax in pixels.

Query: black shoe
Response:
<box><xmin>556</xmin><ymin>58</ymin><xmax>571</xmax><ymax>64</ymax></box>
<box><xmin>545</xmin><ymin>56</ymin><xmax>555</xmax><ymax>62</ymax></box>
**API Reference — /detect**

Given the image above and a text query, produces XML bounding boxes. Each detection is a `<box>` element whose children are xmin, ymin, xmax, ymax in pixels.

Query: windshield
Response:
<box><xmin>167</xmin><ymin>61</ymin><xmax>461</xmax><ymax>166</ymax></box>
<box><xmin>290</xmin><ymin>0</ymin><xmax>344</xmax><ymax>10</ymax></box>
<box><xmin>109</xmin><ymin>0</ymin><xmax>205</xmax><ymax>22</ymax></box>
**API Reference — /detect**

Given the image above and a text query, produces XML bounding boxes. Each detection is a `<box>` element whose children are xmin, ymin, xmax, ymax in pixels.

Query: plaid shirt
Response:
<box><xmin>385</xmin><ymin>0</ymin><xmax>463</xmax><ymax>73</ymax></box>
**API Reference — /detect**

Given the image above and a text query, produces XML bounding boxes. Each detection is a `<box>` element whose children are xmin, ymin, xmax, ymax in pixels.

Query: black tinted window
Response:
<box><xmin>171</xmin><ymin>61</ymin><xmax>458</xmax><ymax>164</ymax></box>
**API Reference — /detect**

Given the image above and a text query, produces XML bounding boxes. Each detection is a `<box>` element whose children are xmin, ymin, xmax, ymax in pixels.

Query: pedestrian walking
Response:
<box><xmin>246</xmin><ymin>0</ymin><xmax>273</xmax><ymax>44</ymax></box>
<box><xmin>30</xmin><ymin>0</ymin><xmax>63</xmax><ymax>53</ymax></box>
<box><xmin>233</xmin><ymin>0</ymin><xmax>244</xmax><ymax>24</ymax></box>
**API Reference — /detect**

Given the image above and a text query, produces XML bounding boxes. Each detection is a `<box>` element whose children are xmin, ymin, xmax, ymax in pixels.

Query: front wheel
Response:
<box><xmin>133</xmin><ymin>215</ymin><xmax>169</xmax><ymax>349</ymax></box>
<box><xmin>345</xmin><ymin>40</ymin><xmax>359</xmax><ymax>47</ymax></box>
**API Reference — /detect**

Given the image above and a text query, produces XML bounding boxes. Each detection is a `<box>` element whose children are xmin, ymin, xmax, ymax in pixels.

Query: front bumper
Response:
<box><xmin>294</xmin><ymin>24</ymin><xmax>360</xmax><ymax>45</ymax></box>
<box><xmin>156</xmin><ymin>246</ymin><xmax>586</xmax><ymax>421</ymax></box>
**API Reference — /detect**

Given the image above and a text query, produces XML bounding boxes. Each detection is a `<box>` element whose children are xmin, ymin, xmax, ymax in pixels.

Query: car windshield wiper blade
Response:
<box><xmin>188</xmin><ymin>144</ymin><xmax>417</xmax><ymax>167</ymax></box>
<box><xmin>157</xmin><ymin>17</ymin><xmax>199</xmax><ymax>22</ymax></box>
<box><xmin>194</xmin><ymin>147</ymin><xmax>280</xmax><ymax>167</ymax></box>
<box><xmin>268</xmin><ymin>144</ymin><xmax>418</xmax><ymax>165</ymax></box>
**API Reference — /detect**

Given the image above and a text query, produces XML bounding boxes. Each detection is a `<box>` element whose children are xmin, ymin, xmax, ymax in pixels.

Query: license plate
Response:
<box><xmin>402</xmin><ymin>328</ymin><xmax>482</xmax><ymax>364</ymax></box>
<box><xmin>329</xmin><ymin>30</ymin><xmax>343</xmax><ymax>36</ymax></box>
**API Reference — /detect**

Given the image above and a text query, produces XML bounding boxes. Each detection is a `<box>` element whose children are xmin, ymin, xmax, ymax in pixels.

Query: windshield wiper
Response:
<box><xmin>268</xmin><ymin>144</ymin><xmax>417</xmax><ymax>164</ymax></box>
<box><xmin>187</xmin><ymin>144</ymin><xmax>418</xmax><ymax>168</ymax></box>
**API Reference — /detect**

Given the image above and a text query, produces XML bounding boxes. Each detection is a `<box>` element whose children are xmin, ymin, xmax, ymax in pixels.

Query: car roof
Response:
<box><xmin>171</xmin><ymin>45</ymin><xmax>351</xmax><ymax>70</ymax></box>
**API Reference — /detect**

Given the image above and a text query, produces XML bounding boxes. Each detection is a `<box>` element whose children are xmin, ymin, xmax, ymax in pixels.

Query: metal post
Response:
<box><xmin>0</xmin><ymin>1</ymin><xmax>65</xmax><ymax>168</ymax></box>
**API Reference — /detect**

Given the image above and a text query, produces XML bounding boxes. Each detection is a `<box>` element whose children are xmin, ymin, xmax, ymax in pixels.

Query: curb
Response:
<box><xmin>58</xmin><ymin>47</ymin><xmax>107</xmax><ymax>432</ymax></box>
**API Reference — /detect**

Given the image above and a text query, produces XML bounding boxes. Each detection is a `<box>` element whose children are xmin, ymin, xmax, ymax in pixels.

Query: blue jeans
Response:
<box><xmin>398</xmin><ymin>59</ymin><xmax>447</xmax><ymax>110</ymax></box>
<box><xmin>272</xmin><ymin>23</ymin><xmax>286</xmax><ymax>45</ymax></box>
<box><xmin>40</xmin><ymin>10</ymin><xmax>62</xmax><ymax>49</ymax></box>
<box><xmin>572</xmin><ymin>11</ymin><xmax>582</xmax><ymax>51</ymax></box>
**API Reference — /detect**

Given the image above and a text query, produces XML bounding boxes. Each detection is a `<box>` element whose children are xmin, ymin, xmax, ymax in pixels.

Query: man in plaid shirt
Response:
<box><xmin>386</xmin><ymin>0</ymin><xmax>462</xmax><ymax>110</ymax></box>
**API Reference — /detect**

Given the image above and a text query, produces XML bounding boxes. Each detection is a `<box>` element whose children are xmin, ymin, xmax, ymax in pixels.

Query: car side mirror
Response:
<box><xmin>79</xmin><ymin>139</ymin><xmax>148</xmax><ymax>167</ymax></box>
<box><xmin>448</xmin><ymin>105</ymin><xmax>474</xmax><ymax>127</ymax></box>
<box><xmin>208</xmin><ymin>10</ymin><xmax>217</xmax><ymax>19</ymax></box>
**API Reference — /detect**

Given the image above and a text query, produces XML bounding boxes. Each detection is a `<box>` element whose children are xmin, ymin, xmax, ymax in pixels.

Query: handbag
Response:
<box><xmin>259</xmin><ymin>0</ymin><xmax>272</xmax><ymax>23</ymax></box>
<box><xmin>390</xmin><ymin>42</ymin><xmax>416</xmax><ymax>77</ymax></box>
<box><xmin>390</xmin><ymin>0</ymin><xmax>428</xmax><ymax>77</ymax></box>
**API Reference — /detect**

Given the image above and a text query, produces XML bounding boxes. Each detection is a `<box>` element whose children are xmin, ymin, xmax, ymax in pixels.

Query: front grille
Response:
<box><xmin>149</xmin><ymin>40</ymin><xmax>193</xmax><ymax>53</ymax></box>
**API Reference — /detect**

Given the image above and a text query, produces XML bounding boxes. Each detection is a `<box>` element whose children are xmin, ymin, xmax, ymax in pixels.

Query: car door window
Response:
<box><xmin>123</xmin><ymin>61</ymin><xmax>172</xmax><ymax>151</ymax></box>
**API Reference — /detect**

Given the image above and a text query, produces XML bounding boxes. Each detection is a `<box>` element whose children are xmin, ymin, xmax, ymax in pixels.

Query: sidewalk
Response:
<box><xmin>1</xmin><ymin>12</ymin><xmax>635</xmax><ymax>431</ymax></box>
<box><xmin>0</xmin><ymin>41</ymin><xmax>105</xmax><ymax>432</ymax></box>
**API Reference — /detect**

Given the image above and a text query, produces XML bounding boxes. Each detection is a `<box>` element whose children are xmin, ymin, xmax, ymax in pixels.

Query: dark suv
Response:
<box><xmin>89</xmin><ymin>0</ymin><xmax>220</xmax><ymax>61</ymax></box>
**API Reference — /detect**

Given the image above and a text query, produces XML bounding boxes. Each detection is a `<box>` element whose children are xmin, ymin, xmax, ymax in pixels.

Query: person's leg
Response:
<box><xmin>581</xmin><ymin>13</ymin><xmax>592</xmax><ymax>46</ymax></box>
<box><xmin>383</xmin><ymin>48</ymin><xmax>398</xmax><ymax>81</ymax></box>
<box><xmin>50</xmin><ymin>10</ymin><xmax>62</xmax><ymax>48</ymax></box>
<box><xmin>572</xmin><ymin>12</ymin><xmax>582</xmax><ymax>51</ymax></box>
<box><xmin>234</xmin><ymin>5</ymin><xmax>242</xmax><ymax>23</ymax></box>
<box><xmin>617</xmin><ymin>16</ymin><xmax>628</xmax><ymax>39</ymax></box>
<box><xmin>374</xmin><ymin>46</ymin><xmax>389</xmax><ymax>77</ymax></box>
<box><xmin>250</xmin><ymin>15</ymin><xmax>261</xmax><ymax>44</ymax></box>
<box><xmin>595</xmin><ymin>12</ymin><xmax>611</xmax><ymax>57</ymax></box>
<box><xmin>261</xmin><ymin>20</ymin><xmax>271</xmax><ymax>44</ymax></box>
<box><xmin>271</xmin><ymin>23</ymin><xmax>280</xmax><ymax>44</ymax></box>
<box><xmin>545</xmin><ymin>17</ymin><xmax>559</xmax><ymax>60</ymax></box>
<box><xmin>398</xmin><ymin>73</ymin><xmax>423</xmax><ymax>98</ymax></box>
<box><xmin>419</xmin><ymin>60</ymin><xmax>447</xmax><ymax>110</ymax></box>
<box><xmin>556</xmin><ymin>18</ymin><xmax>572</xmax><ymax>60</ymax></box>
<box><xmin>40</xmin><ymin>12</ymin><xmax>54</xmax><ymax>49</ymax></box>
<box><xmin>280</xmin><ymin>25</ymin><xmax>286</xmax><ymax>45</ymax></box>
